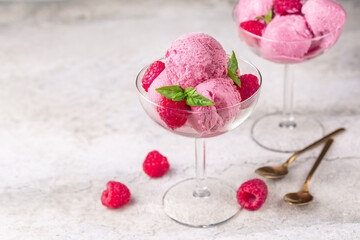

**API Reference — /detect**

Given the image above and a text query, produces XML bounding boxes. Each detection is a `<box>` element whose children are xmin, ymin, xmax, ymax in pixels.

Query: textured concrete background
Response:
<box><xmin>0</xmin><ymin>0</ymin><xmax>359</xmax><ymax>239</ymax></box>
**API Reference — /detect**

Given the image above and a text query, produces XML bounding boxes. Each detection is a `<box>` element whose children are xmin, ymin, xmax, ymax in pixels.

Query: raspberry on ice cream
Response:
<box><xmin>165</xmin><ymin>33</ymin><xmax>228</xmax><ymax>89</ymax></box>
<box><xmin>240</xmin><ymin>20</ymin><xmax>266</xmax><ymax>37</ymax></box>
<box><xmin>143</xmin><ymin>150</ymin><xmax>170</xmax><ymax>178</ymax></box>
<box><xmin>236</xmin><ymin>178</ymin><xmax>268</xmax><ymax>211</ymax></box>
<box><xmin>157</xmin><ymin>98</ymin><xmax>189</xmax><ymax>130</ymax></box>
<box><xmin>189</xmin><ymin>78</ymin><xmax>242</xmax><ymax>134</ymax></box>
<box><xmin>234</xmin><ymin>0</ymin><xmax>274</xmax><ymax>23</ymax></box>
<box><xmin>141</xmin><ymin>61</ymin><xmax>165</xmax><ymax>92</ymax></box>
<box><xmin>148</xmin><ymin>71</ymin><xmax>190</xmax><ymax>130</ymax></box>
<box><xmin>238</xmin><ymin>74</ymin><xmax>260</xmax><ymax>101</ymax></box>
<box><xmin>274</xmin><ymin>0</ymin><xmax>302</xmax><ymax>15</ymax></box>
<box><xmin>302</xmin><ymin>0</ymin><xmax>346</xmax><ymax>48</ymax></box>
<box><xmin>101</xmin><ymin>181</ymin><xmax>131</xmax><ymax>209</ymax></box>
<box><xmin>260</xmin><ymin>15</ymin><xmax>313</xmax><ymax>61</ymax></box>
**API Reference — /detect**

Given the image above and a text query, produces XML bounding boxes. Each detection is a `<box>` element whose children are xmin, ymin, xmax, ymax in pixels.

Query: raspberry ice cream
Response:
<box><xmin>302</xmin><ymin>0</ymin><xmax>346</xmax><ymax>48</ymax></box>
<box><xmin>234</xmin><ymin>0</ymin><xmax>274</xmax><ymax>23</ymax></box>
<box><xmin>165</xmin><ymin>33</ymin><xmax>228</xmax><ymax>89</ymax></box>
<box><xmin>234</xmin><ymin>0</ymin><xmax>346</xmax><ymax>63</ymax></box>
<box><xmin>189</xmin><ymin>78</ymin><xmax>242</xmax><ymax>134</ymax></box>
<box><xmin>139</xmin><ymin>33</ymin><xmax>261</xmax><ymax>137</ymax></box>
<box><xmin>260</xmin><ymin>15</ymin><xmax>313</xmax><ymax>61</ymax></box>
<box><xmin>148</xmin><ymin>71</ymin><xmax>172</xmax><ymax>104</ymax></box>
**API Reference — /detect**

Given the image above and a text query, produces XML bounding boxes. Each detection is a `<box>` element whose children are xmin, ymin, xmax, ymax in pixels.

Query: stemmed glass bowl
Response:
<box><xmin>136</xmin><ymin>57</ymin><xmax>262</xmax><ymax>227</ymax></box>
<box><xmin>233</xmin><ymin>7</ymin><xmax>344</xmax><ymax>153</ymax></box>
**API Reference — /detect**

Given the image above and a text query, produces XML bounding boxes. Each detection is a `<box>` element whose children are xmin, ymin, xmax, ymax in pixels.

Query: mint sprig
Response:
<box><xmin>255</xmin><ymin>8</ymin><xmax>273</xmax><ymax>24</ymax></box>
<box><xmin>154</xmin><ymin>85</ymin><xmax>186</xmax><ymax>101</ymax></box>
<box><xmin>227</xmin><ymin>51</ymin><xmax>241</xmax><ymax>88</ymax></box>
<box><xmin>155</xmin><ymin>85</ymin><xmax>215</xmax><ymax>107</ymax></box>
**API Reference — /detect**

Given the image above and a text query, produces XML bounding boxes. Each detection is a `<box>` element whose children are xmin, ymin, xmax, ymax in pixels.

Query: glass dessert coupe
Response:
<box><xmin>233</xmin><ymin>8</ymin><xmax>345</xmax><ymax>153</ymax></box>
<box><xmin>136</xmin><ymin>58</ymin><xmax>262</xmax><ymax>227</ymax></box>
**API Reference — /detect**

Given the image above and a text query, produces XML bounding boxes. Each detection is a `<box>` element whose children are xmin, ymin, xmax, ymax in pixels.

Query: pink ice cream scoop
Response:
<box><xmin>148</xmin><ymin>70</ymin><xmax>172</xmax><ymax>104</ymax></box>
<box><xmin>165</xmin><ymin>33</ymin><xmax>228</xmax><ymax>89</ymax></box>
<box><xmin>189</xmin><ymin>78</ymin><xmax>242</xmax><ymax>135</ymax></box>
<box><xmin>302</xmin><ymin>0</ymin><xmax>346</xmax><ymax>49</ymax></box>
<box><xmin>234</xmin><ymin>0</ymin><xmax>273</xmax><ymax>23</ymax></box>
<box><xmin>260</xmin><ymin>15</ymin><xmax>313</xmax><ymax>62</ymax></box>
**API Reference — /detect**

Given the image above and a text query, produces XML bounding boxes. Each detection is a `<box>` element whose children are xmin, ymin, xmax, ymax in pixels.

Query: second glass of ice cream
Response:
<box><xmin>233</xmin><ymin>0</ymin><xmax>346</xmax><ymax>152</ymax></box>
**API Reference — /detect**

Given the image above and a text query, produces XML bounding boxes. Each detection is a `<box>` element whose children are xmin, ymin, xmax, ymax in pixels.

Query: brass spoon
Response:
<box><xmin>284</xmin><ymin>139</ymin><xmax>333</xmax><ymax>206</ymax></box>
<box><xmin>255</xmin><ymin>128</ymin><xmax>345</xmax><ymax>179</ymax></box>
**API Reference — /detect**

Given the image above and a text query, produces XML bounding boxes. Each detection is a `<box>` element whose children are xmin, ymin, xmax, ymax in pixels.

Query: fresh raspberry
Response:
<box><xmin>274</xmin><ymin>0</ymin><xmax>302</xmax><ymax>15</ymax></box>
<box><xmin>101</xmin><ymin>181</ymin><xmax>131</xmax><ymax>209</ymax></box>
<box><xmin>157</xmin><ymin>98</ymin><xmax>189</xmax><ymax>130</ymax></box>
<box><xmin>142</xmin><ymin>61</ymin><xmax>165</xmax><ymax>92</ymax></box>
<box><xmin>143</xmin><ymin>150</ymin><xmax>170</xmax><ymax>178</ymax></box>
<box><xmin>240</xmin><ymin>20</ymin><xmax>266</xmax><ymax>37</ymax></box>
<box><xmin>238</xmin><ymin>74</ymin><xmax>260</xmax><ymax>101</ymax></box>
<box><xmin>236</xmin><ymin>178</ymin><xmax>268</xmax><ymax>211</ymax></box>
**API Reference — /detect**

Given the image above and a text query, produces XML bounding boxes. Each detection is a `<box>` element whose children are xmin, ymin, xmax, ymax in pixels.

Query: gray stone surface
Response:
<box><xmin>0</xmin><ymin>0</ymin><xmax>359</xmax><ymax>239</ymax></box>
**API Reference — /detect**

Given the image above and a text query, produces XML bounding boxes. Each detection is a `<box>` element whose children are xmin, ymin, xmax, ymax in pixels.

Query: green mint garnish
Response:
<box><xmin>155</xmin><ymin>85</ymin><xmax>215</xmax><ymax>107</ymax></box>
<box><xmin>227</xmin><ymin>50</ymin><xmax>242</xmax><ymax>88</ymax></box>
<box><xmin>255</xmin><ymin>8</ymin><xmax>273</xmax><ymax>24</ymax></box>
<box><xmin>184</xmin><ymin>87</ymin><xmax>216</xmax><ymax>106</ymax></box>
<box><xmin>227</xmin><ymin>51</ymin><xmax>238</xmax><ymax>74</ymax></box>
<box><xmin>228</xmin><ymin>69</ymin><xmax>241</xmax><ymax>88</ymax></box>
<box><xmin>155</xmin><ymin>85</ymin><xmax>186</xmax><ymax>101</ymax></box>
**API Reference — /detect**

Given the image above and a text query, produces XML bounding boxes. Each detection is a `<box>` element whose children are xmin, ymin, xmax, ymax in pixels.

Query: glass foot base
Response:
<box><xmin>251</xmin><ymin>112</ymin><xmax>324</xmax><ymax>153</ymax></box>
<box><xmin>162</xmin><ymin>178</ymin><xmax>240</xmax><ymax>228</ymax></box>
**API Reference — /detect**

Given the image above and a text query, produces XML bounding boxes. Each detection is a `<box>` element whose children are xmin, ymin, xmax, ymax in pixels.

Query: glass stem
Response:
<box><xmin>279</xmin><ymin>64</ymin><xmax>296</xmax><ymax>128</ymax></box>
<box><xmin>193</xmin><ymin>138</ymin><xmax>210</xmax><ymax>198</ymax></box>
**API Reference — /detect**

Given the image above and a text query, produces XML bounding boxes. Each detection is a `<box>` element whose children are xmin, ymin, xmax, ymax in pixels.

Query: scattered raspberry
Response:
<box><xmin>142</xmin><ymin>61</ymin><xmax>165</xmax><ymax>92</ymax></box>
<box><xmin>143</xmin><ymin>150</ymin><xmax>170</xmax><ymax>178</ymax></box>
<box><xmin>274</xmin><ymin>0</ymin><xmax>302</xmax><ymax>15</ymax></box>
<box><xmin>236</xmin><ymin>178</ymin><xmax>268</xmax><ymax>211</ymax></box>
<box><xmin>238</xmin><ymin>74</ymin><xmax>260</xmax><ymax>101</ymax></box>
<box><xmin>101</xmin><ymin>181</ymin><xmax>131</xmax><ymax>209</ymax></box>
<box><xmin>157</xmin><ymin>98</ymin><xmax>189</xmax><ymax>130</ymax></box>
<box><xmin>240</xmin><ymin>20</ymin><xmax>266</xmax><ymax>37</ymax></box>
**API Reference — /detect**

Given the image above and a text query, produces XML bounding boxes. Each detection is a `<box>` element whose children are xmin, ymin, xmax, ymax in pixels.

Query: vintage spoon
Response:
<box><xmin>284</xmin><ymin>139</ymin><xmax>333</xmax><ymax>206</ymax></box>
<box><xmin>255</xmin><ymin>128</ymin><xmax>345</xmax><ymax>179</ymax></box>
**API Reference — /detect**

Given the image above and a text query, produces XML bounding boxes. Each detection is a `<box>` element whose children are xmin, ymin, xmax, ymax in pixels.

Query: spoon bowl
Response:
<box><xmin>284</xmin><ymin>192</ymin><xmax>314</xmax><ymax>206</ymax></box>
<box><xmin>255</xmin><ymin>166</ymin><xmax>288</xmax><ymax>179</ymax></box>
<box><xmin>283</xmin><ymin>139</ymin><xmax>333</xmax><ymax>206</ymax></box>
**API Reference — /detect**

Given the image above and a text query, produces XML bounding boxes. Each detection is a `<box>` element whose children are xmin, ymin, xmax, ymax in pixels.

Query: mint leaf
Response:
<box><xmin>184</xmin><ymin>87</ymin><xmax>197</xmax><ymax>97</ymax></box>
<box><xmin>184</xmin><ymin>87</ymin><xmax>215</xmax><ymax>106</ymax></box>
<box><xmin>227</xmin><ymin>51</ymin><xmax>238</xmax><ymax>74</ymax></box>
<box><xmin>155</xmin><ymin>85</ymin><xmax>215</xmax><ymax>106</ymax></box>
<box><xmin>227</xmin><ymin>51</ymin><xmax>241</xmax><ymax>88</ymax></box>
<box><xmin>228</xmin><ymin>69</ymin><xmax>241</xmax><ymax>88</ymax></box>
<box><xmin>264</xmin><ymin>8</ymin><xmax>272</xmax><ymax>24</ymax></box>
<box><xmin>255</xmin><ymin>9</ymin><xmax>273</xmax><ymax>24</ymax></box>
<box><xmin>186</xmin><ymin>95</ymin><xmax>216</xmax><ymax>107</ymax></box>
<box><xmin>155</xmin><ymin>85</ymin><xmax>186</xmax><ymax>101</ymax></box>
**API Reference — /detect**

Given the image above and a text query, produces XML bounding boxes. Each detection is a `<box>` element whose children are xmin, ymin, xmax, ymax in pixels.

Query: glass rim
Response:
<box><xmin>232</xmin><ymin>5</ymin><xmax>338</xmax><ymax>43</ymax></box>
<box><xmin>135</xmin><ymin>56</ymin><xmax>262</xmax><ymax>114</ymax></box>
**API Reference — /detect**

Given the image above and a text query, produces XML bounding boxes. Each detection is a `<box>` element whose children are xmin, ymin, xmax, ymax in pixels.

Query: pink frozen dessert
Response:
<box><xmin>302</xmin><ymin>0</ymin><xmax>346</xmax><ymax>48</ymax></box>
<box><xmin>260</xmin><ymin>15</ymin><xmax>313</xmax><ymax>61</ymax></box>
<box><xmin>165</xmin><ymin>33</ymin><xmax>228</xmax><ymax>89</ymax></box>
<box><xmin>234</xmin><ymin>0</ymin><xmax>346</xmax><ymax>63</ymax></box>
<box><xmin>141</xmin><ymin>33</ymin><xmax>260</xmax><ymax>136</ymax></box>
<box><xmin>189</xmin><ymin>78</ymin><xmax>242</xmax><ymax>134</ymax></box>
<box><xmin>234</xmin><ymin>0</ymin><xmax>273</xmax><ymax>23</ymax></box>
<box><xmin>148</xmin><ymin>71</ymin><xmax>172</xmax><ymax>104</ymax></box>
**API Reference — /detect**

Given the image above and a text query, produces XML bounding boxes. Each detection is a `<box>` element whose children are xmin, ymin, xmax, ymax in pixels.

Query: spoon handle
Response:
<box><xmin>301</xmin><ymin>139</ymin><xmax>333</xmax><ymax>192</ymax></box>
<box><xmin>284</xmin><ymin>128</ymin><xmax>345</xmax><ymax>167</ymax></box>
